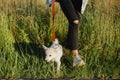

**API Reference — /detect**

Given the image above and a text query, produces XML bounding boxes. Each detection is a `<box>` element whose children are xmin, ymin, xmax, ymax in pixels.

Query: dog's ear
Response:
<box><xmin>42</xmin><ymin>45</ymin><xmax>48</xmax><ymax>50</ymax></box>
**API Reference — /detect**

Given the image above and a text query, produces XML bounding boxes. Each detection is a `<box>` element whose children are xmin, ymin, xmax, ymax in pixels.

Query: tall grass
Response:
<box><xmin>0</xmin><ymin>0</ymin><xmax>120</xmax><ymax>79</ymax></box>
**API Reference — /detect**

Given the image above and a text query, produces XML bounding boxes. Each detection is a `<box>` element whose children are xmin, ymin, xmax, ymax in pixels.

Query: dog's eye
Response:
<box><xmin>49</xmin><ymin>55</ymin><xmax>51</xmax><ymax>57</ymax></box>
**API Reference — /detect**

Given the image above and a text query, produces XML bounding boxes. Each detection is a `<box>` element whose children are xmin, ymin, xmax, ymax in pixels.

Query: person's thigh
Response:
<box><xmin>71</xmin><ymin>0</ymin><xmax>82</xmax><ymax>13</ymax></box>
<box><xmin>58</xmin><ymin>0</ymin><xmax>79</xmax><ymax>23</ymax></box>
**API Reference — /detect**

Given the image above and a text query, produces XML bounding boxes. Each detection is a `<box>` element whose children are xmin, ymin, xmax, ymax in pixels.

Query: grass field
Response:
<box><xmin>0</xmin><ymin>0</ymin><xmax>120</xmax><ymax>79</ymax></box>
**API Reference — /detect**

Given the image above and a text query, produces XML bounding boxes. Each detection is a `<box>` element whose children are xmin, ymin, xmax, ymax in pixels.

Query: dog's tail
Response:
<box><xmin>53</xmin><ymin>38</ymin><xmax>59</xmax><ymax>44</ymax></box>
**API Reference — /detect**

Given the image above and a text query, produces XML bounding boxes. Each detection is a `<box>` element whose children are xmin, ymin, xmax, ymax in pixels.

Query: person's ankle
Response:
<box><xmin>72</xmin><ymin>50</ymin><xmax>78</xmax><ymax>57</ymax></box>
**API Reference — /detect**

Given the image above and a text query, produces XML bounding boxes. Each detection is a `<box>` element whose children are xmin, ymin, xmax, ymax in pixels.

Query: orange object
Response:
<box><xmin>51</xmin><ymin>0</ymin><xmax>56</xmax><ymax>41</ymax></box>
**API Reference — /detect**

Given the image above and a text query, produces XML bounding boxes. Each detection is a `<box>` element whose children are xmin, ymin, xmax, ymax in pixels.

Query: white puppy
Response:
<box><xmin>42</xmin><ymin>38</ymin><xmax>63</xmax><ymax>71</ymax></box>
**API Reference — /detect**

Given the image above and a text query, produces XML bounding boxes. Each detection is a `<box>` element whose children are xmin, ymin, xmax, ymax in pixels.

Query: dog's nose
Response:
<box><xmin>45</xmin><ymin>58</ymin><xmax>49</xmax><ymax>62</ymax></box>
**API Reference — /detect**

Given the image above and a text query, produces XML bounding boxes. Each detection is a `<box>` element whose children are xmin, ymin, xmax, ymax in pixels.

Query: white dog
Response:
<box><xmin>42</xmin><ymin>38</ymin><xmax>63</xmax><ymax>71</ymax></box>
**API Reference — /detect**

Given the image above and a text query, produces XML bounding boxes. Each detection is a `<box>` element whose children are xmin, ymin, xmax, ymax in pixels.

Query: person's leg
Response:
<box><xmin>59</xmin><ymin>0</ymin><xmax>79</xmax><ymax>49</ymax></box>
<box><xmin>58</xmin><ymin>0</ymin><xmax>79</xmax><ymax>54</ymax></box>
<box><xmin>68</xmin><ymin>23</ymin><xmax>85</xmax><ymax>66</ymax></box>
<box><xmin>58</xmin><ymin>0</ymin><xmax>85</xmax><ymax>66</ymax></box>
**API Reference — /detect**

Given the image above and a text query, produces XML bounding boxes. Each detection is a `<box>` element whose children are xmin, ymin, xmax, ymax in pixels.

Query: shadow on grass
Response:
<box><xmin>14</xmin><ymin>42</ymin><xmax>45</xmax><ymax>58</ymax></box>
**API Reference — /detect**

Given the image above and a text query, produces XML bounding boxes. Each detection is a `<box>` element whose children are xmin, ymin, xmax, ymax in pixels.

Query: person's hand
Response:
<box><xmin>46</xmin><ymin>0</ymin><xmax>52</xmax><ymax>7</ymax></box>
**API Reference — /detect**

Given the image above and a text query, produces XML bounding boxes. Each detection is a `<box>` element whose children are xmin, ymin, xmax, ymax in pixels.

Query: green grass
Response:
<box><xmin>0</xmin><ymin>0</ymin><xmax>120</xmax><ymax>79</ymax></box>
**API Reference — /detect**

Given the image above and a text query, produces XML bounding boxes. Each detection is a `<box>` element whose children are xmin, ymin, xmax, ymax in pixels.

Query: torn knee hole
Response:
<box><xmin>73</xmin><ymin>20</ymin><xmax>79</xmax><ymax>24</ymax></box>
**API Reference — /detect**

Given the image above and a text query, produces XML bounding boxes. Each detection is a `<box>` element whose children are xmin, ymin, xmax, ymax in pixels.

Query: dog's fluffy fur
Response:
<box><xmin>42</xmin><ymin>38</ymin><xmax>63</xmax><ymax>71</ymax></box>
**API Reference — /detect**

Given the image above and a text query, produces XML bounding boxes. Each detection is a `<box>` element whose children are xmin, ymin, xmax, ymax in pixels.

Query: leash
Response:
<box><xmin>51</xmin><ymin>0</ymin><xmax>56</xmax><ymax>41</ymax></box>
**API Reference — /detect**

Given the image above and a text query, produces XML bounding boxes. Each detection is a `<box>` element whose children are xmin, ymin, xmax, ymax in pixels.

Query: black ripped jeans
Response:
<box><xmin>58</xmin><ymin>0</ymin><xmax>82</xmax><ymax>50</ymax></box>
